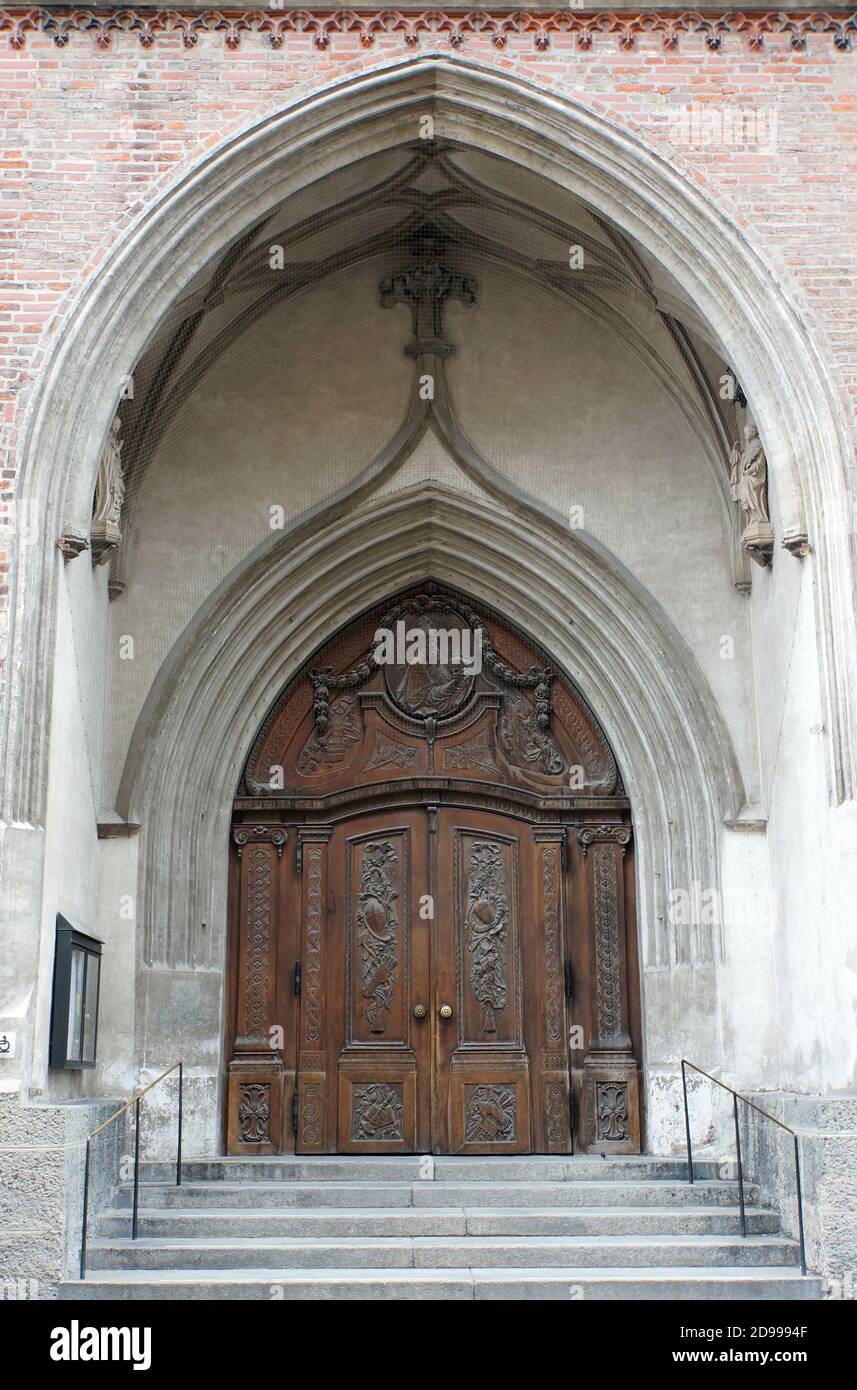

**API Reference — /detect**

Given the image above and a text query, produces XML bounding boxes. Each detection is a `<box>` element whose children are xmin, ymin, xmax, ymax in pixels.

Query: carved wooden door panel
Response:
<box><xmin>294</xmin><ymin>808</ymin><xmax>432</xmax><ymax>1154</ymax></box>
<box><xmin>227</xmin><ymin>584</ymin><xmax>643</xmax><ymax>1155</ymax></box>
<box><xmin>433</xmin><ymin>809</ymin><xmax>572</xmax><ymax>1155</ymax></box>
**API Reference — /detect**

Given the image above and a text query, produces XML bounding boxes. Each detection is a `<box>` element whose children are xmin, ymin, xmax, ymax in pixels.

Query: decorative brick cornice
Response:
<box><xmin>0</xmin><ymin>7</ymin><xmax>855</xmax><ymax>51</ymax></box>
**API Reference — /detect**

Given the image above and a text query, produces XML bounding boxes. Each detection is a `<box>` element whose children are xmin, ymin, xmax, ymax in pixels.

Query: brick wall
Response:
<box><xmin>1</xmin><ymin>9</ymin><xmax>856</xmax><ymax>694</ymax></box>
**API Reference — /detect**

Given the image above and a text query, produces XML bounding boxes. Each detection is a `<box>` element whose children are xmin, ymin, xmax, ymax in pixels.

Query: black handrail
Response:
<box><xmin>680</xmin><ymin>1059</ymin><xmax>806</xmax><ymax>1276</ymax></box>
<box><xmin>80</xmin><ymin>1060</ymin><xmax>183</xmax><ymax>1280</ymax></box>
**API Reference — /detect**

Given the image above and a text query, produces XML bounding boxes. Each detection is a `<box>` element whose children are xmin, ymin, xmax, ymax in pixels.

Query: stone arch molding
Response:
<box><xmin>7</xmin><ymin>55</ymin><xmax>857</xmax><ymax>832</ymax></box>
<box><xmin>121</xmin><ymin>479</ymin><xmax>743</xmax><ymax>976</ymax></box>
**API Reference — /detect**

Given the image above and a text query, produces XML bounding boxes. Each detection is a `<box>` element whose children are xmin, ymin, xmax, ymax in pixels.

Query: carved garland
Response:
<box><xmin>592</xmin><ymin>844</ymin><xmax>622</xmax><ymax>1043</ymax></box>
<box><xmin>541</xmin><ymin>844</ymin><xmax>563</xmax><ymax>1045</ymax></box>
<box><xmin>1</xmin><ymin>9</ymin><xmax>855</xmax><ymax>52</ymax></box>
<box><xmin>303</xmin><ymin>846</ymin><xmax>323</xmax><ymax>1043</ymax></box>
<box><xmin>243</xmin><ymin>845</ymin><xmax>274</xmax><ymax>1042</ymax></box>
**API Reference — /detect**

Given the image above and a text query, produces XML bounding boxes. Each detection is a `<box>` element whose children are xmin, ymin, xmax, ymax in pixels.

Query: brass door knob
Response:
<box><xmin>438</xmin><ymin>1004</ymin><xmax>453</xmax><ymax>1020</ymax></box>
<box><xmin>413</xmin><ymin>1003</ymin><xmax>427</xmax><ymax>1019</ymax></box>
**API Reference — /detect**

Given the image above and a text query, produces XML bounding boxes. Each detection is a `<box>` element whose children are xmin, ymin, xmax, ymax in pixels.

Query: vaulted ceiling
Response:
<box><xmin>118</xmin><ymin>139</ymin><xmax>742</xmax><ymax>498</ymax></box>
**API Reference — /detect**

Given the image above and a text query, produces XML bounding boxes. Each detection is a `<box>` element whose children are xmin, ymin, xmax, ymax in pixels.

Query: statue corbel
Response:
<box><xmin>729</xmin><ymin>422</ymin><xmax>774</xmax><ymax>567</ymax></box>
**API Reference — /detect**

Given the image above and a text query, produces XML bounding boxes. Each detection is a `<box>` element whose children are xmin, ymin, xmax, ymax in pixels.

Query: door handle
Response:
<box><xmin>438</xmin><ymin>1004</ymin><xmax>453</xmax><ymax>1020</ymax></box>
<box><xmin>413</xmin><ymin>1004</ymin><xmax>427</xmax><ymax>1019</ymax></box>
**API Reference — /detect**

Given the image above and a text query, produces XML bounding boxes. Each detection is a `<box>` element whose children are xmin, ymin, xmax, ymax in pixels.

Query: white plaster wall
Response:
<box><xmin>92</xmin><ymin>836</ymin><xmax>138</xmax><ymax>1096</ymax></box>
<box><xmin>760</xmin><ymin>561</ymin><xmax>857</xmax><ymax>1093</ymax></box>
<box><xmin>28</xmin><ymin>566</ymin><xmax>102</xmax><ymax>1101</ymax></box>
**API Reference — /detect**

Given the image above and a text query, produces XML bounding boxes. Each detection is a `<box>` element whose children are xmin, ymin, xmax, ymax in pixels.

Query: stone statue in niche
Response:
<box><xmin>729</xmin><ymin>422</ymin><xmax>774</xmax><ymax>566</ymax></box>
<box><xmin>91</xmin><ymin>415</ymin><xmax>125</xmax><ymax>564</ymax></box>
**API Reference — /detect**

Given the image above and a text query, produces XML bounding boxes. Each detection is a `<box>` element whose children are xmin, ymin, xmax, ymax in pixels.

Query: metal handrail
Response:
<box><xmin>80</xmin><ymin>1061</ymin><xmax>183</xmax><ymax>1280</ymax></box>
<box><xmin>680</xmin><ymin>1059</ymin><xmax>806</xmax><ymax>1276</ymax></box>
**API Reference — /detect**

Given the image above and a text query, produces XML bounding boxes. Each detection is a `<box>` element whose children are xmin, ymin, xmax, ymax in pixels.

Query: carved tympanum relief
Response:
<box><xmin>297</xmin><ymin>693</ymin><xmax>362</xmax><ymax>773</ymax></box>
<box><xmin>500</xmin><ymin>687</ymin><xmax>564</xmax><ymax>775</ymax></box>
<box><xmin>384</xmin><ymin>613</ymin><xmax>475</xmax><ymax>719</ymax></box>
<box><xmin>242</xmin><ymin>588</ymin><xmax>621</xmax><ymax>798</ymax></box>
<box><xmin>443</xmin><ymin>728</ymin><xmax>497</xmax><ymax>773</ymax></box>
<box><xmin>365</xmin><ymin>731</ymin><xmax>418</xmax><ymax>770</ymax></box>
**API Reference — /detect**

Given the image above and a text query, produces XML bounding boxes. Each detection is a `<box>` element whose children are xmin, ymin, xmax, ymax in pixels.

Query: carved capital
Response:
<box><xmin>574</xmin><ymin>824</ymin><xmax>632</xmax><ymax>856</ymax></box>
<box><xmin>232</xmin><ymin>824</ymin><xmax>288</xmax><ymax>858</ymax></box>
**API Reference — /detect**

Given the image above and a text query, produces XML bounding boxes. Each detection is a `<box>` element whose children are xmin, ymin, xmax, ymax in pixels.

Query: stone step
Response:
<box><xmin>60</xmin><ymin>1266</ymin><xmax>823</xmax><ymax>1301</ymax></box>
<box><xmin>85</xmin><ymin>1233</ymin><xmax>801</xmax><ymax>1271</ymax></box>
<box><xmin>138</xmin><ymin>1155</ymin><xmax>724</xmax><ymax>1184</ymax></box>
<box><xmin>119</xmin><ymin>1178</ymin><xmax>759</xmax><ymax>1211</ymax></box>
<box><xmin>97</xmin><ymin>1205</ymin><xmax>780</xmax><ymax>1240</ymax></box>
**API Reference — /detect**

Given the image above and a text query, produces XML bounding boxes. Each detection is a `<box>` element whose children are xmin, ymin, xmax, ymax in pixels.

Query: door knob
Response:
<box><xmin>438</xmin><ymin>1004</ymin><xmax>453</xmax><ymax>1020</ymax></box>
<box><xmin>413</xmin><ymin>1003</ymin><xmax>427</xmax><ymax>1019</ymax></box>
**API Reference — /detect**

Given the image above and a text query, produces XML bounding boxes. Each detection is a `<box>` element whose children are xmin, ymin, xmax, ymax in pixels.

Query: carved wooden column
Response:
<box><xmin>226</xmin><ymin>825</ymin><xmax>287</xmax><ymax>1155</ymax></box>
<box><xmin>533</xmin><ymin>829</ymin><xmax>572</xmax><ymax>1153</ymax></box>
<box><xmin>294</xmin><ymin>828</ymin><xmax>331</xmax><ymax>1153</ymax></box>
<box><xmin>576</xmin><ymin>824</ymin><xmax>641</xmax><ymax>1153</ymax></box>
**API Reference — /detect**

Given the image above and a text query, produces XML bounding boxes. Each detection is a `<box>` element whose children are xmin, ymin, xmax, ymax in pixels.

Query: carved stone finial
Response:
<box><xmin>379</xmin><ymin>224</ymin><xmax>476</xmax><ymax>352</ymax></box>
<box><xmin>729</xmin><ymin>422</ymin><xmax>774</xmax><ymax>567</ymax></box>
<box><xmin>91</xmin><ymin>415</ymin><xmax>125</xmax><ymax>564</ymax></box>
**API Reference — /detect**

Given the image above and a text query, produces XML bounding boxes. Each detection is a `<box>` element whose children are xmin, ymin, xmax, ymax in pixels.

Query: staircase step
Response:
<box><xmin>97</xmin><ymin>1205</ymin><xmax>780</xmax><ymax>1240</ymax></box>
<box><xmin>60</xmin><ymin>1266</ymin><xmax>823</xmax><ymax>1301</ymax></box>
<box><xmin>72</xmin><ymin>1153</ymin><xmax>819</xmax><ymax>1301</ymax></box>
<box><xmin>122</xmin><ymin>1179</ymin><xmax>759</xmax><ymax>1211</ymax></box>
<box><xmin>138</xmin><ymin>1156</ymin><xmax>724</xmax><ymax>1184</ymax></box>
<box><xmin>85</xmin><ymin>1233</ymin><xmax>801</xmax><ymax>1271</ymax></box>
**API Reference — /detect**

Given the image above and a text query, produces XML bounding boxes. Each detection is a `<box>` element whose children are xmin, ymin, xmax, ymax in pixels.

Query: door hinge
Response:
<box><xmin>564</xmin><ymin>958</ymin><xmax>574</xmax><ymax>1001</ymax></box>
<box><xmin>291</xmin><ymin>1088</ymin><xmax>299</xmax><ymax>1133</ymax></box>
<box><xmin>295</xmin><ymin>839</ymin><xmax>303</xmax><ymax>874</ymax></box>
<box><xmin>569</xmin><ymin>1082</ymin><xmax>578</xmax><ymax>1143</ymax></box>
<box><xmin>294</xmin><ymin>959</ymin><xmax>302</xmax><ymax>999</ymax></box>
<box><xmin>560</xmin><ymin>830</ymin><xmax>569</xmax><ymax>874</ymax></box>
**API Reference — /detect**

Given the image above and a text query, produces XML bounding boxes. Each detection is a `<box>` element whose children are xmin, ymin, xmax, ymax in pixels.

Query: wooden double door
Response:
<box><xmin>295</xmin><ymin>803</ymin><xmax>571</xmax><ymax>1155</ymax></box>
<box><xmin>225</xmin><ymin>584</ymin><xmax>642</xmax><ymax>1156</ymax></box>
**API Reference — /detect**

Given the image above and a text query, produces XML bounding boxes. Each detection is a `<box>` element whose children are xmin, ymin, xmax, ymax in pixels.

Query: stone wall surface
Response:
<box><xmin>0</xmin><ymin>1093</ymin><xmax>120</xmax><ymax>1298</ymax></box>
<box><xmin>744</xmin><ymin>1093</ymin><xmax>857</xmax><ymax>1289</ymax></box>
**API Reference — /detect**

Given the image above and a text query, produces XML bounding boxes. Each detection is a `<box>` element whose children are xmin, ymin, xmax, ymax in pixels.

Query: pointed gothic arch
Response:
<box><xmin>6</xmin><ymin>55</ymin><xmax>856</xmax><ymax>845</ymax></box>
